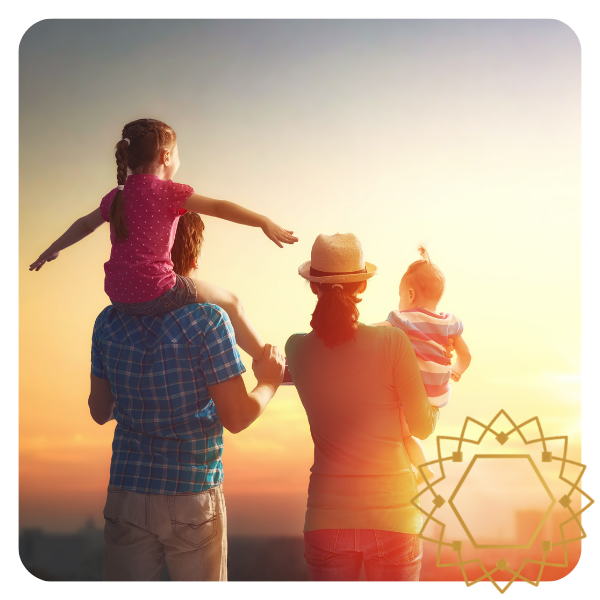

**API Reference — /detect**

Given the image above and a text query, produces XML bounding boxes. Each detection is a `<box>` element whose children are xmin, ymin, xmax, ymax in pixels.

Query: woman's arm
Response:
<box><xmin>374</xmin><ymin>321</ymin><xmax>455</xmax><ymax>359</ymax></box>
<box><xmin>182</xmin><ymin>193</ymin><xmax>298</xmax><ymax>248</ymax></box>
<box><xmin>30</xmin><ymin>207</ymin><xmax>106</xmax><ymax>271</ymax></box>
<box><xmin>392</xmin><ymin>333</ymin><xmax>440</xmax><ymax>440</ymax></box>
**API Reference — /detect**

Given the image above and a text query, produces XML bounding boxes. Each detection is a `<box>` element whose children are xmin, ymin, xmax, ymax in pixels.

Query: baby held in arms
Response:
<box><xmin>373</xmin><ymin>246</ymin><xmax>471</xmax><ymax>484</ymax></box>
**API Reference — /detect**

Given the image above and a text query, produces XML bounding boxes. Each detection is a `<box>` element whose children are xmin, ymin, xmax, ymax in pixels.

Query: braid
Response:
<box><xmin>125</xmin><ymin>123</ymin><xmax>156</xmax><ymax>144</ymax></box>
<box><xmin>110</xmin><ymin>139</ymin><xmax>130</xmax><ymax>242</ymax></box>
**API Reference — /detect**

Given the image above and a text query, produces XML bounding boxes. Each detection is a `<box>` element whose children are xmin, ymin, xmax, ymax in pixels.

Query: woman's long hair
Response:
<box><xmin>111</xmin><ymin>118</ymin><xmax>177</xmax><ymax>242</ymax></box>
<box><xmin>171</xmin><ymin>212</ymin><xmax>205</xmax><ymax>276</ymax></box>
<box><xmin>310</xmin><ymin>281</ymin><xmax>365</xmax><ymax>348</ymax></box>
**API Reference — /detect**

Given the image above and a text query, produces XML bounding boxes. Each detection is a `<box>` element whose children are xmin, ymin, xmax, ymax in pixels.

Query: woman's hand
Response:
<box><xmin>29</xmin><ymin>248</ymin><xmax>60</xmax><ymax>271</ymax></box>
<box><xmin>261</xmin><ymin>218</ymin><xmax>298</xmax><ymax>248</ymax></box>
<box><xmin>450</xmin><ymin>371</ymin><xmax>462</xmax><ymax>382</ymax></box>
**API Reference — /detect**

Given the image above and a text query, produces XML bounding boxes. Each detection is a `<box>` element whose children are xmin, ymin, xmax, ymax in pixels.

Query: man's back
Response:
<box><xmin>91</xmin><ymin>303</ymin><xmax>246</xmax><ymax>494</ymax></box>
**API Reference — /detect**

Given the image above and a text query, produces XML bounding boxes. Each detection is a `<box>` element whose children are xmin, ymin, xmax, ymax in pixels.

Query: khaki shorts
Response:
<box><xmin>102</xmin><ymin>483</ymin><xmax>227</xmax><ymax>581</ymax></box>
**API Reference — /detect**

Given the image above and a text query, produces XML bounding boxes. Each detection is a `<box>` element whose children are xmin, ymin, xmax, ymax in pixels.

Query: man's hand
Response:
<box><xmin>29</xmin><ymin>248</ymin><xmax>60</xmax><ymax>271</ymax></box>
<box><xmin>260</xmin><ymin>218</ymin><xmax>298</xmax><ymax>248</ymax></box>
<box><xmin>210</xmin><ymin>344</ymin><xmax>284</xmax><ymax>434</ymax></box>
<box><xmin>252</xmin><ymin>343</ymin><xmax>285</xmax><ymax>388</ymax></box>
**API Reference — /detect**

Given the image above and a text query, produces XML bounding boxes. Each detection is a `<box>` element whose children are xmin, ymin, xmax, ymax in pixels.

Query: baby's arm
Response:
<box><xmin>182</xmin><ymin>194</ymin><xmax>298</xmax><ymax>248</ymax></box>
<box><xmin>450</xmin><ymin>335</ymin><xmax>471</xmax><ymax>381</ymax></box>
<box><xmin>29</xmin><ymin>207</ymin><xmax>105</xmax><ymax>271</ymax></box>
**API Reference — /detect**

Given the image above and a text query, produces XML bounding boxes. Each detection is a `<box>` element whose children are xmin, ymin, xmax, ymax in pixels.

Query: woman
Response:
<box><xmin>285</xmin><ymin>233</ymin><xmax>440</xmax><ymax>581</ymax></box>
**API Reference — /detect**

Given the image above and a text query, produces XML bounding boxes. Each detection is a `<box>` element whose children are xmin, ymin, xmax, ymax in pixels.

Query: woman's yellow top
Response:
<box><xmin>285</xmin><ymin>323</ymin><xmax>440</xmax><ymax>534</ymax></box>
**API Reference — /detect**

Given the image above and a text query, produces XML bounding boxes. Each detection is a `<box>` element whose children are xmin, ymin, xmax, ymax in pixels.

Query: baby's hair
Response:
<box><xmin>111</xmin><ymin>118</ymin><xmax>177</xmax><ymax>242</ymax></box>
<box><xmin>171</xmin><ymin>212</ymin><xmax>205</xmax><ymax>277</ymax></box>
<box><xmin>400</xmin><ymin>245</ymin><xmax>445</xmax><ymax>303</ymax></box>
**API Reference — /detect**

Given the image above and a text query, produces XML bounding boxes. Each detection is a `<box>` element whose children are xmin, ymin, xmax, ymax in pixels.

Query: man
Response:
<box><xmin>88</xmin><ymin>213</ymin><xmax>285</xmax><ymax>580</ymax></box>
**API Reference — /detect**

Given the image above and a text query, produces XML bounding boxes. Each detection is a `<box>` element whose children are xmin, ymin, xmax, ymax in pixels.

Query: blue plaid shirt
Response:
<box><xmin>91</xmin><ymin>304</ymin><xmax>246</xmax><ymax>494</ymax></box>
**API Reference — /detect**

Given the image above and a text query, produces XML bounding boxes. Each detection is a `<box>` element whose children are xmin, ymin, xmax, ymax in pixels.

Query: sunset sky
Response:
<box><xmin>19</xmin><ymin>19</ymin><xmax>582</xmax><ymax>543</ymax></box>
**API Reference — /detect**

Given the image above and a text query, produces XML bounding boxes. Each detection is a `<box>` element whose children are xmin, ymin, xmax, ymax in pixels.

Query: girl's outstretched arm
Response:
<box><xmin>29</xmin><ymin>207</ymin><xmax>105</xmax><ymax>271</ymax></box>
<box><xmin>182</xmin><ymin>193</ymin><xmax>298</xmax><ymax>248</ymax></box>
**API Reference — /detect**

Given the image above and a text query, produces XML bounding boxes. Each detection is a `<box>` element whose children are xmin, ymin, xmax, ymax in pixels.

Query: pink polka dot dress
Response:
<box><xmin>100</xmin><ymin>174</ymin><xmax>194</xmax><ymax>304</ymax></box>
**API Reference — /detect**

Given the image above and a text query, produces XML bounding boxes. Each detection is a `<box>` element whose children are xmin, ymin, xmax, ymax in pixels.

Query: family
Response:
<box><xmin>30</xmin><ymin>118</ymin><xmax>471</xmax><ymax>581</ymax></box>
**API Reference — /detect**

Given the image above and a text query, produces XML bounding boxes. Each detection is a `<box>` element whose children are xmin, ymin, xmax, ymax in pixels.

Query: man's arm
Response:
<box><xmin>208</xmin><ymin>344</ymin><xmax>284</xmax><ymax>434</ymax></box>
<box><xmin>392</xmin><ymin>333</ymin><xmax>440</xmax><ymax>440</ymax></box>
<box><xmin>88</xmin><ymin>374</ymin><xmax>116</xmax><ymax>425</ymax></box>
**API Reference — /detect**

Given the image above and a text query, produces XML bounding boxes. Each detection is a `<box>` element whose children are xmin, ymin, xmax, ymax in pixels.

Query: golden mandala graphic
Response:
<box><xmin>410</xmin><ymin>410</ymin><xmax>594</xmax><ymax>593</ymax></box>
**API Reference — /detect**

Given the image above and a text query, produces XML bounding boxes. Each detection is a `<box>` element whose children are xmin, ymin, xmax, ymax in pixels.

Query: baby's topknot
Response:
<box><xmin>418</xmin><ymin>245</ymin><xmax>431</xmax><ymax>263</ymax></box>
<box><xmin>401</xmin><ymin>244</ymin><xmax>445</xmax><ymax>303</ymax></box>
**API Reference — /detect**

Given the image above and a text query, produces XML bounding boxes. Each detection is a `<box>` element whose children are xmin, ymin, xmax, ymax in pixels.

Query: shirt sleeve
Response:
<box><xmin>448</xmin><ymin>314</ymin><xmax>464</xmax><ymax>337</ymax></box>
<box><xmin>386</xmin><ymin>310</ymin><xmax>409</xmax><ymax>332</ymax></box>
<box><xmin>100</xmin><ymin>189</ymin><xmax>118</xmax><ymax>223</ymax></box>
<box><xmin>165</xmin><ymin>180</ymin><xmax>195</xmax><ymax>216</ymax></box>
<box><xmin>199</xmin><ymin>306</ymin><xmax>246</xmax><ymax>386</ymax></box>
<box><xmin>91</xmin><ymin>310</ymin><xmax>108</xmax><ymax>379</ymax></box>
<box><xmin>389</xmin><ymin>328</ymin><xmax>439</xmax><ymax>440</ymax></box>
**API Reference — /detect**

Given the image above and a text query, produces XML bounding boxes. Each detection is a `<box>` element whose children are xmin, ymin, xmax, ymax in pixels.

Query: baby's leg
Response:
<box><xmin>191</xmin><ymin>278</ymin><xmax>265</xmax><ymax>361</ymax></box>
<box><xmin>400</xmin><ymin>408</ymin><xmax>435</xmax><ymax>484</ymax></box>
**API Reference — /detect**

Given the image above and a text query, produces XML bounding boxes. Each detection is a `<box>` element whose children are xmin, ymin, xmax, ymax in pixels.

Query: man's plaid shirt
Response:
<box><xmin>91</xmin><ymin>304</ymin><xmax>245</xmax><ymax>494</ymax></box>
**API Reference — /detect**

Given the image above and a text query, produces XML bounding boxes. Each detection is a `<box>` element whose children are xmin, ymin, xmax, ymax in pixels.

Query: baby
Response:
<box><xmin>375</xmin><ymin>246</ymin><xmax>471</xmax><ymax>483</ymax></box>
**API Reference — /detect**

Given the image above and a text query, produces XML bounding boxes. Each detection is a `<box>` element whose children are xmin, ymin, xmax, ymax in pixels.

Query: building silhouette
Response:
<box><xmin>19</xmin><ymin>512</ymin><xmax>579</xmax><ymax>582</ymax></box>
<box><xmin>19</xmin><ymin>520</ymin><xmax>308</xmax><ymax>581</ymax></box>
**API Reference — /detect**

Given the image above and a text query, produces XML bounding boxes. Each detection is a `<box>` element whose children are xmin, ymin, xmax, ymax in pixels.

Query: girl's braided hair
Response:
<box><xmin>111</xmin><ymin>118</ymin><xmax>177</xmax><ymax>242</ymax></box>
<box><xmin>400</xmin><ymin>245</ymin><xmax>446</xmax><ymax>303</ymax></box>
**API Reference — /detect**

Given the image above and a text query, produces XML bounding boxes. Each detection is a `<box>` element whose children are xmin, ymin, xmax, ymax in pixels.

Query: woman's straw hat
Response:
<box><xmin>298</xmin><ymin>233</ymin><xmax>377</xmax><ymax>283</ymax></box>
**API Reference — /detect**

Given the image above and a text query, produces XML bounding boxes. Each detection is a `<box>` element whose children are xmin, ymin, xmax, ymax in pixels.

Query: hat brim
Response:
<box><xmin>298</xmin><ymin>261</ymin><xmax>378</xmax><ymax>283</ymax></box>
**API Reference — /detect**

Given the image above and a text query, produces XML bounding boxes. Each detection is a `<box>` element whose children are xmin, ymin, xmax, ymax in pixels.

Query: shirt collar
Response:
<box><xmin>127</xmin><ymin>173</ymin><xmax>160</xmax><ymax>182</ymax></box>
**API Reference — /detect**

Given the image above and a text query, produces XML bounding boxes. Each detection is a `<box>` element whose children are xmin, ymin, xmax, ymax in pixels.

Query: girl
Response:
<box><xmin>29</xmin><ymin>118</ymin><xmax>298</xmax><ymax>361</ymax></box>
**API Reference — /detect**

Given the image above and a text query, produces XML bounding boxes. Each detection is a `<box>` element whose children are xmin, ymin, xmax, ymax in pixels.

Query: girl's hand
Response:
<box><xmin>29</xmin><ymin>249</ymin><xmax>60</xmax><ymax>271</ymax></box>
<box><xmin>261</xmin><ymin>218</ymin><xmax>298</xmax><ymax>248</ymax></box>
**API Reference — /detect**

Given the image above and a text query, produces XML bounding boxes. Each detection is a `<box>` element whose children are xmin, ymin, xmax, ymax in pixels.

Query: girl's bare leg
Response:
<box><xmin>192</xmin><ymin>278</ymin><xmax>265</xmax><ymax>361</ymax></box>
<box><xmin>400</xmin><ymin>408</ymin><xmax>435</xmax><ymax>484</ymax></box>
